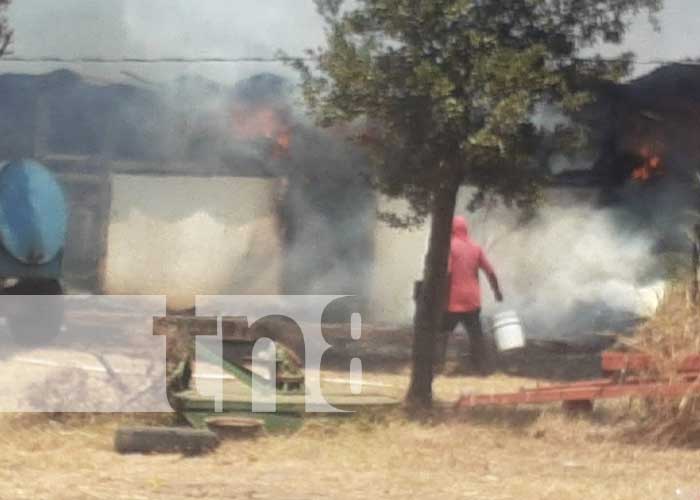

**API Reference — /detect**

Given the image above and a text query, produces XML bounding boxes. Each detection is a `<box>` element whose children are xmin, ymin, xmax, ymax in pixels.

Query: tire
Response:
<box><xmin>3</xmin><ymin>279</ymin><xmax>64</xmax><ymax>346</ymax></box>
<box><xmin>114</xmin><ymin>426</ymin><xmax>219</xmax><ymax>455</ymax></box>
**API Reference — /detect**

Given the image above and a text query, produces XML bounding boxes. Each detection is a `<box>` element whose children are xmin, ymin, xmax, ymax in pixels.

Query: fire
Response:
<box><xmin>631</xmin><ymin>145</ymin><xmax>663</xmax><ymax>182</ymax></box>
<box><xmin>231</xmin><ymin>106</ymin><xmax>291</xmax><ymax>158</ymax></box>
<box><xmin>274</xmin><ymin>130</ymin><xmax>291</xmax><ymax>157</ymax></box>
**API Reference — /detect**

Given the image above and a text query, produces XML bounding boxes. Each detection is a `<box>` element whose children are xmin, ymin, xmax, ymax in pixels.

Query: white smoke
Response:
<box><xmin>470</xmin><ymin>195</ymin><xmax>660</xmax><ymax>339</ymax></box>
<box><xmin>371</xmin><ymin>188</ymin><xmax>662</xmax><ymax>339</ymax></box>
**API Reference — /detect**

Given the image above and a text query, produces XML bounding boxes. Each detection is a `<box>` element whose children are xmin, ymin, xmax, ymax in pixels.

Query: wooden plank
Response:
<box><xmin>153</xmin><ymin>315</ymin><xmax>276</xmax><ymax>342</ymax></box>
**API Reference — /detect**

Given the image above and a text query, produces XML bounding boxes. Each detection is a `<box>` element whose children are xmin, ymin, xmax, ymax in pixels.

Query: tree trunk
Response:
<box><xmin>405</xmin><ymin>178</ymin><xmax>460</xmax><ymax>409</ymax></box>
<box><xmin>690</xmin><ymin>223</ymin><xmax>700</xmax><ymax>305</ymax></box>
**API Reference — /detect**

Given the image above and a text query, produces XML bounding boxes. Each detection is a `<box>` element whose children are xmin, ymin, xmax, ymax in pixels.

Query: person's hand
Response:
<box><xmin>495</xmin><ymin>289</ymin><xmax>504</xmax><ymax>303</ymax></box>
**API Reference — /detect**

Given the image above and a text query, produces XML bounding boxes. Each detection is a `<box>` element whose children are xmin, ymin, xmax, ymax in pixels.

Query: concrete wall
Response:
<box><xmin>370</xmin><ymin>197</ymin><xmax>429</xmax><ymax>324</ymax></box>
<box><xmin>56</xmin><ymin>172</ymin><xmax>111</xmax><ymax>292</ymax></box>
<box><xmin>103</xmin><ymin>175</ymin><xmax>282</xmax><ymax>310</ymax></box>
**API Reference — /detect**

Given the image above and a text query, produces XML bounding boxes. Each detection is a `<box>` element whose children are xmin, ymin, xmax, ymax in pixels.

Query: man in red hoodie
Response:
<box><xmin>435</xmin><ymin>216</ymin><xmax>503</xmax><ymax>375</ymax></box>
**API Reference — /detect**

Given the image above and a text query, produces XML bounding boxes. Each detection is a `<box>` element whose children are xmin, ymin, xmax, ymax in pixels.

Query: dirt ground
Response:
<box><xmin>0</xmin><ymin>318</ymin><xmax>696</xmax><ymax>499</ymax></box>
<box><xmin>1</xmin><ymin>361</ymin><xmax>699</xmax><ymax>500</ymax></box>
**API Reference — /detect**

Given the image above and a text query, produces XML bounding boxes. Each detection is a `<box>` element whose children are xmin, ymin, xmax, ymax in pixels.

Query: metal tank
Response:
<box><xmin>0</xmin><ymin>159</ymin><xmax>67</xmax><ymax>344</ymax></box>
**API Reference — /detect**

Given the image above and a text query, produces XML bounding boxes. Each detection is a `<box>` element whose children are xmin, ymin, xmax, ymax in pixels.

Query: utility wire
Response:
<box><xmin>0</xmin><ymin>55</ymin><xmax>699</xmax><ymax>66</ymax></box>
<box><xmin>0</xmin><ymin>55</ymin><xmax>312</xmax><ymax>64</ymax></box>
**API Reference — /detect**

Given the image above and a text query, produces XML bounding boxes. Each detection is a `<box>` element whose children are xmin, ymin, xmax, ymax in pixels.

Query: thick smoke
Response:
<box><xmin>372</xmin><ymin>187</ymin><xmax>665</xmax><ymax>340</ymax></box>
<box><xmin>4</xmin><ymin>1</ymin><xmax>697</xmax><ymax>335</ymax></box>
<box><xmin>104</xmin><ymin>73</ymin><xmax>673</xmax><ymax>333</ymax></box>
<box><xmin>96</xmin><ymin>71</ymin><xmax>377</xmax><ymax>315</ymax></box>
<box><xmin>0</xmin><ymin>66</ymin><xmax>677</xmax><ymax>336</ymax></box>
<box><xmin>468</xmin><ymin>193</ymin><xmax>663</xmax><ymax>340</ymax></box>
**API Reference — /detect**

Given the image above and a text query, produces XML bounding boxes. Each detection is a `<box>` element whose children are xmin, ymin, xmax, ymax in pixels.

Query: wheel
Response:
<box><xmin>3</xmin><ymin>278</ymin><xmax>64</xmax><ymax>346</ymax></box>
<box><xmin>114</xmin><ymin>426</ymin><xmax>219</xmax><ymax>455</ymax></box>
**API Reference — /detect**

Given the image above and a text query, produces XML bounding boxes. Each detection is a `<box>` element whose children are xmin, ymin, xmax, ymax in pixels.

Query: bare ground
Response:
<box><xmin>0</xmin><ymin>364</ymin><xmax>698</xmax><ymax>500</ymax></box>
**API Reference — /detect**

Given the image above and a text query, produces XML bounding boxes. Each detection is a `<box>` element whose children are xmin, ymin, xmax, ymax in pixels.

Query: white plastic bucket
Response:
<box><xmin>491</xmin><ymin>311</ymin><xmax>525</xmax><ymax>352</ymax></box>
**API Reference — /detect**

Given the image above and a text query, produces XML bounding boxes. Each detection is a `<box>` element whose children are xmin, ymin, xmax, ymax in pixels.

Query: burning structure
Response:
<box><xmin>370</xmin><ymin>63</ymin><xmax>700</xmax><ymax>333</ymax></box>
<box><xmin>0</xmin><ymin>69</ymin><xmax>376</xmax><ymax>316</ymax></box>
<box><xmin>0</xmin><ymin>64</ymin><xmax>697</xmax><ymax>333</ymax></box>
<box><xmin>592</xmin><ymin>64</ymin><xmax>700</xmax><ymax>183</ymax></box>
<box><xmin>564</xmin><ymin>63</ymin><xmax>700</xmax><ymax>243</ymax></box>
<box><xmin>495</xmin><ymin>63</ymin><xmax>700</xmax><ymax>338</ymax></box>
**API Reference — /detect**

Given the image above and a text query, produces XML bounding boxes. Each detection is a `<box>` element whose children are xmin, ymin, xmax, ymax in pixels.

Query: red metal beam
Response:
<box><xmin>455</xmin><ymin>377</ymin><xmax>700</xmax><ymax>409</ymax></box>
<box><xmin>601</xmin><ymin>351</ymin><xmax>700</xmax><ymax>375</ymax></box>
<box><xmin>454</xmin><ymin>351</ymin><xmax>700</xmax><ymax>410</ymax></box>
<box><xmin>601</xmin><ymin>352</ymin><xmax>653</xmax><ymax>373</ymax></box>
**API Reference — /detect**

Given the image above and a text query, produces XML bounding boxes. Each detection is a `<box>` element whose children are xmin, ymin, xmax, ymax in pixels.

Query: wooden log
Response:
<box><xmin>154</xmin><ymin>315</ymin><xmax>306</xmax><ymax>359</ymax></box>
<box><xmin>154</xmin><ymin>315</ymin><xmax>291</xmax><ymax>342</ymax></box>
<box><xmin>114</xmin><ymin>426</ymin><xmax>219</xmax><ymax>455</ymax></box>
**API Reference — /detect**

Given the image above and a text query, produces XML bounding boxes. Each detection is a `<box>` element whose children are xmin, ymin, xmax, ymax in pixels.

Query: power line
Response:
<box><xmin>0</xmin><ymin>54</ymin><xmax>698</xmax><ymax>66</ymax></box>
<box><xmin>577</xmin><ymin>58</ymin><xmax>700</xmax><ymax>66</ymax></box>
<box><xmin>0</xmin><ymin>55</ymin><xmax>312</xmax><ymax>64</ymax></box>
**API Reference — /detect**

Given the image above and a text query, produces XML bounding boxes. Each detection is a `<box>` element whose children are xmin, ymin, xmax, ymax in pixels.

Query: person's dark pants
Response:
<box><xmin>435</xmin><ymin>309</ymin><xmax>490</xmax><ymax>375</ymax></box>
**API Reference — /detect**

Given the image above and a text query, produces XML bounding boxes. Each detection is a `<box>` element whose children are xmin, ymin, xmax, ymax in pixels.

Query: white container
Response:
<box><xmin>491</xmin><ymin>310</ymin><xmax>525</xmax><ymax>352</ymax></box>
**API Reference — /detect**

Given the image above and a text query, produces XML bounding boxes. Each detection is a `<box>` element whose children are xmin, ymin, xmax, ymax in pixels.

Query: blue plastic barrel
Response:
<box><xmin>0</xmin><ymin>159</ymin><xmax>67</xmax><ymax>265</ymax></box>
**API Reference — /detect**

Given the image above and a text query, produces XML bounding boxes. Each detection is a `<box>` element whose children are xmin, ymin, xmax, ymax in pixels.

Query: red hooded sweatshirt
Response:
<box><xmin>447</xmin><ymin>216</ymin><xmax>497</xmax><ymax>313</ymax></box>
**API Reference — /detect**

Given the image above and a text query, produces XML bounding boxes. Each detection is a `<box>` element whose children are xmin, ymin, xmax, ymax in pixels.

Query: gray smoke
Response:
<box><xmin>5</xmin><ymin>0</ymin><xmax>694</xmax><ymax>332</ymax></box>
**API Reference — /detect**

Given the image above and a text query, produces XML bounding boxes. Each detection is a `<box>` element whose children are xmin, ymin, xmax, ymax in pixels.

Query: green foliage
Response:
<box><xmin>0</xmin><ymin>0</ymin><xmax>11</xmax><ymax>57</ymax></box>
<box><xmin>292</xmin><ymin>0</ymin><xmax>661</xmax><ymax>224</ymax></box>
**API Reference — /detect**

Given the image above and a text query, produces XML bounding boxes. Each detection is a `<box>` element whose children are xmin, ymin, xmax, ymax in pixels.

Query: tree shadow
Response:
<box><xmin>494</xmin><ymin>346</ymin><xmax>603</xmax><ymax>381</ymax></box>
<box><xmin>320</xmin><ymin>323</ymin><xmax>413</xmax><ymax>374</ymax></box>
<box><xmin>320</xmin><ymin>325</ymin><xmax>609</xmax><ymax>380</ymax></box>
<box><xmin>400</xmin><ymin>398</ymin><xmax>623</xmax><ymax>437</ymax></box>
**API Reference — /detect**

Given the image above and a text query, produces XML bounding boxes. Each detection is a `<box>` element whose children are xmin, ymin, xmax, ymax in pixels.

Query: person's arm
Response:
<box><xmin>478</xmin><ymin>249</ymin><xmax>503</xmax><ymax>302</ymax></box>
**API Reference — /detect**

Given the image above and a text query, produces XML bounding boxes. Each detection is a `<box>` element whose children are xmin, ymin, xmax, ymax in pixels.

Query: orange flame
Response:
<box><xmin>231</xmin><ymin>106</ymin><xmax>291</xmax><ymax>158</ymax></box>
<box><xmin>273</xmin><ymin>131</ymin><xmax>291</xmax><ymax>158</ymax></box>
<box><xmin>631</xmin><ymin>146</ymin><xmax>663</xmax><ymax>182</ymax></box>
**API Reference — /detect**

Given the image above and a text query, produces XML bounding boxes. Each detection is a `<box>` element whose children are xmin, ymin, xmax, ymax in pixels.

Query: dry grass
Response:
<box><xmin>634</xmin><ymin>286</ymin><xmax>700</xmax><ymax>376</ymax></box>
<box><xmin>627</xmin><ymin>285</ymin><xmax>700</xmax><ymax>446</ymax></box>
<box><xmin>0</xmin><ymin>369</ymin><xmax>699</xmax><ymax>499</ymax></box>
<box><xmin>5</xmin><ymin>304</ymin><xmax>700</xmax><ymax>499</ymax></box>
